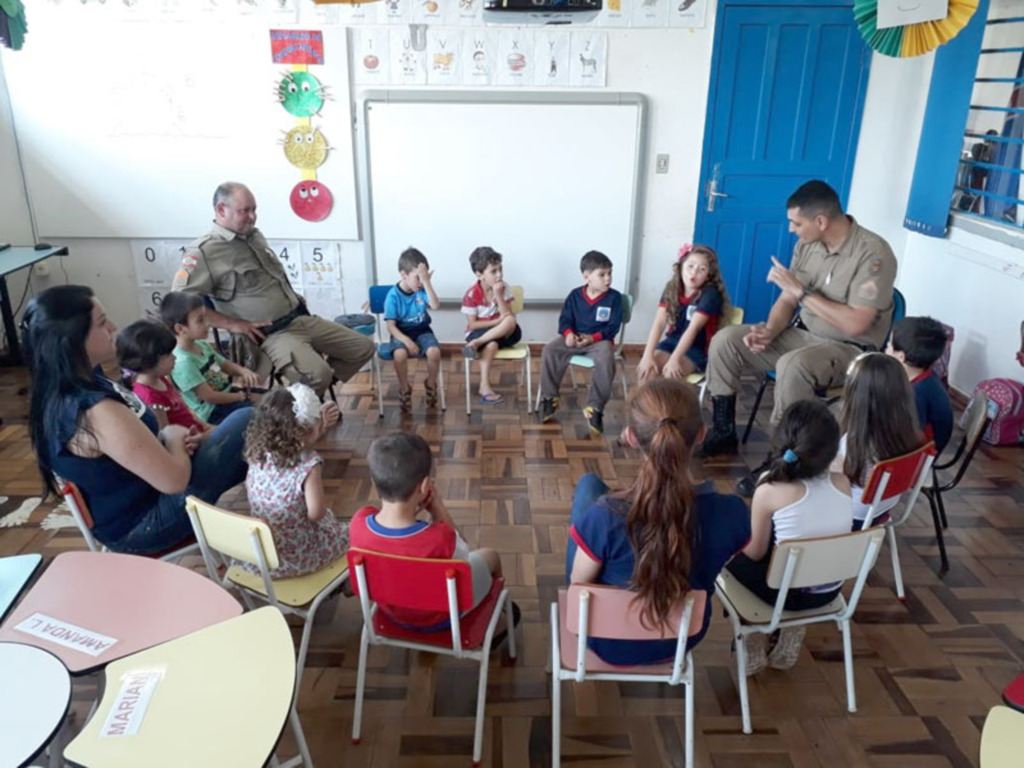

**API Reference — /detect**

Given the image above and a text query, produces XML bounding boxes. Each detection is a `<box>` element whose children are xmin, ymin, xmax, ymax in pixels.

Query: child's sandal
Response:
<box><xmin>424</xmin><ymin>380</ymin><xmax>438</xmax><ymax>409</ymax></box>
<box><xmin>398</xmin><ymin>387</ymin><xmax>412</xmax><ymax>414</ymax></box>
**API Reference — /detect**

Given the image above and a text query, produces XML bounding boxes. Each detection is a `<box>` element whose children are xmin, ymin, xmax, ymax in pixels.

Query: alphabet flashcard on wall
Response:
<box><xmin>132</xmin><ymin>239</ymin><xmax>191</xmax><ymax>320</ymax></box>
<box><xmin>569</xmin><ymin>32</ymin><xmax>607</xmax><ymax>87</ymax></box>
<box><xmin>353</xmin><ymin>28</ymin><xmax>392</xmax><ymax>85</ymax></box>
<box><xmin>390</xmin><ymin>27</ymin><xmax>428</xmax><ymax>85</ymax></box>
<box><xmin>597</xmin><ymin>0</ymin><xmax>630</xmax><ymax>27</ymax></box>
<box><xmin>380</xmin><ymin>0</ymin><xmax>412</xmax><ymax>24</ymax></box>
<box><xmin>669</xmin><ymin>0</ymin><xmax>706</xmax><ymax>28</ymax></box>
<box><xmin>411</xmin><ymin>0</ymin><xmax>452</xmax><ymax>25</ymax></box>
<box><xmin>456</xmin><ymin>0</ymin><xmax>483</xmax><ymax>26</ymax></box>
<box><xmin>427</xmin><ymin>29</ymin><xmax>462</xmax><ymax>85</ymax></box>
<box><xmin>533</xmin><ymin>31</ymin><xmax>570</xmax><ymax>87</ymax></box>
<box><xmin>496</xmin><ymin>30</ymin><xmax>534</xmax><ymax>86</ymax></box>
<box><xmin>461</xmin><ymin>32</ymin><xmax>496</xmax><ymax>86</ymax></box>
<box><xmin>632</xmin><ymin>0</ymin><xmax>669</xmax><ymax>29</ymax></box>
<box><xmin>335</xmin><ymin>1</ymin><xmax>379</xmax><ymax>24</ymax></box>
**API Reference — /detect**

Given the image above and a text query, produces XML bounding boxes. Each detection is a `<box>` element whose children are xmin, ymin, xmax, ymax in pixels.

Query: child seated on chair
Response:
<box><xmin>242</xmin><ymin>384</ymin><xmax>347</xmax><ymax>578</ymax></box>
<box><xmin>568</xmin><ymin>378</ymin><xmax>750</xmax><ymax>666</ymax></box>
<box><xmin>832</xmin><ymin>353</ymin><xmax>925</xmax><ymax>530</ymax></box>
<box><xmin>117</xmin><ymin>319</ymin><xmax>214</xmax><ymax>434</ymax></box>
<box><xmin>886</xmin><ymin>316</ymin><xmax>954</xmax><ymax>456</ymax></box>
<box><xmin>460</xmin><ymin>246</ymin><xmax>522</xmax><ymax>405</ymax></box>
<box><xmin>379</xmin><ymin>248</ymin><xmax>442</xmax><ymax>414</ymax></box>
<box><xmin>161</xmin><ymin>291</ymin><xmax>262</xmax><ymax>425</ymax></box>
<box><xmin>724</xmin><ymin>399</ymin><xmax>853</xmax><ymax>675</ymax></box>
<box><xmin>350</xmin><ymin>432</ymin><xmax>519</xmax><ymax>631</ymax></box>
<box><xmin>636</xmin><ymin>244</ymin><xmax>729</xmax><ymax>383</ymax></box>
<box><xmin>539</xmin><ymin>251</ymin><xmax>623</xmax><ymax>436</ymax></box>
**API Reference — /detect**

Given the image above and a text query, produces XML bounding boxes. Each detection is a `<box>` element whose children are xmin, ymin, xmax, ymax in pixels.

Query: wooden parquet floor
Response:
<box><xmin>2</xmin><ymin>352</ymin><xmax>1023</xmax><ymax>767</ymax></box>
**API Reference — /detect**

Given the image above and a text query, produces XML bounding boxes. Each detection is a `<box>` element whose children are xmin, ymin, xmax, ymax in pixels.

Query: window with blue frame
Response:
<box><xmin>952</xmin><ymin>11</ymin><xmax>1024</xmax><ymax>230</ymax></box>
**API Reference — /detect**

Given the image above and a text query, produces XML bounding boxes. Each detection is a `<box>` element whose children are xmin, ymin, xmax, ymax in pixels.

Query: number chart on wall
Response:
<box><xmin>131</xmin><ymin>241</ymin><xmax>345</xmax><ymax>323</ymax></box>
<box><xmin>0</xmin><ymin>11</ymin><xmax>357</xmax><ymax>240</ymax></box>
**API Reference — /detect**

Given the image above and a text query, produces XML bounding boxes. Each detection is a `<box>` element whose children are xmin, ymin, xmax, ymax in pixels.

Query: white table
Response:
<box><xmin>0</xmin><ymin>641</ymin><xmax>72</xmax><ymax>768</ymax></box>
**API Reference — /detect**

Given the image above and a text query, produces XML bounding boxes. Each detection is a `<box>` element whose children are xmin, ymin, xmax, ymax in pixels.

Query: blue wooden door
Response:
<box><xmin>695</xmin><ymin>2</ymin><xmax>871</xmax><ymax>323</ymax></box>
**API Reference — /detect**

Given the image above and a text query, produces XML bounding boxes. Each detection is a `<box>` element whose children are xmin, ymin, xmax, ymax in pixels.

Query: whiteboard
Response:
<box><xmin>0</xmin><ymin>15</ymin><xmax>357</xmax><ymax>240</ymax></box>
<box><xmin>363</xmin><ymin>92</ymin><xmax>647</xmax><ymax>302</ymax></box>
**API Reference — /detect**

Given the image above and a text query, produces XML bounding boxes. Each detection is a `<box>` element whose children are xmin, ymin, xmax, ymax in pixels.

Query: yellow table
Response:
<box><xmin>64</xmin><ymin>607</ymin><xmax>297</xmax><ymax>768</ymax></box>
<box><xmin>981</xmin><ymin>705</ymin><xmax>1024</xmax><ymax>768</ymax></box>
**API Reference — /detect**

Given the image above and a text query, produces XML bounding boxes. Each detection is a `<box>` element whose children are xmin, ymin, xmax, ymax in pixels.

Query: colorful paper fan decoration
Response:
<box><xmin>854</xmin><ymin>0</ymin><xmax>980</xmax><ymax>58</ymax></box>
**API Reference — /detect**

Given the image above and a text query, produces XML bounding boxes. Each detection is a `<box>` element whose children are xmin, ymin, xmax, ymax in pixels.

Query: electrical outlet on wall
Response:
<box><xmin>656</xmin><ymin>154</ymin><xmax>670</xmax><ymax>174</ymax></box>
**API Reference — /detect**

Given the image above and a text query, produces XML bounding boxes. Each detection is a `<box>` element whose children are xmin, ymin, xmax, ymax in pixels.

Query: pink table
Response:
<box><xmin>0</xmin><ymin>551</ymin><xmax>241</xmax><ymax>674</ymax></box>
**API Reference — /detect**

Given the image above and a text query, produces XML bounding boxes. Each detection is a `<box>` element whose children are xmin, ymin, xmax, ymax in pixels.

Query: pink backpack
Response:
<box><xmin>963</xmin><ymin>378</ymin><xmax>1024</xmax><ymax>446</ymax></box>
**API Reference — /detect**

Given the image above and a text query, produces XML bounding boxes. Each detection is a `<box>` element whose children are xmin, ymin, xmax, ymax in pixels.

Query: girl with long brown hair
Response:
<box><xmin>567</xmin><ymin>378</ymin><xmax>750</xmax><ymax>665</ymax></box>
<box><xmin>835</xmin><ymin>352</ymin><xmax>924</xmax><ymax>528</ymax></box>
<box><xmin>636</xmin><ymin>244</ymin><xmax>731</xmax><ymax>382</ymax></box>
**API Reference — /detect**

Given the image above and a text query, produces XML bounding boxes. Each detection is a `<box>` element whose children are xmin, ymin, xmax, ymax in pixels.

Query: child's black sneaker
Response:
<box><xmin>583</xmin><ymin>406</ymin><xmax>604</xmax><ymax>435</ymax></box>
<box><xmin>540</xmin><ymin>397</ymin><xmax>559</xmax><ymax>423</ymax></box>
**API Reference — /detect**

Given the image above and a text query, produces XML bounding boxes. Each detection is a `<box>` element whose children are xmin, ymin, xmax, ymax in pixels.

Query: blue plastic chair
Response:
<box><xmin>741</xmin><ymin>288</ymin><xmax>906</xmax><ymax>444</ymax></box>
<box><xmin>369</xmin><ymin>284</ymin><xmax>446</xmax><ymax>416</ymax></box>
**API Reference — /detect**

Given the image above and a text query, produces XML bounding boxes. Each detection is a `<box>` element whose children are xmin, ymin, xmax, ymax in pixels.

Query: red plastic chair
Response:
<box><xmin>347</xmin><ymin>548</ymin><xmax>517</xmax><ymax>766</ymax></box>
<box><xmin>860</xmin><ymin>442</ymin><xmax>937</xmax><ymax>600</ymax></box>
<box><xmin>1002</xmin><ymin>673</ymin><xmax>1024</xmax><ymax>713</ymax></box>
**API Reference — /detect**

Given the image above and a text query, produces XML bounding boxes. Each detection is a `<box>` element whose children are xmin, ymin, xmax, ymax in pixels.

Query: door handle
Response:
<box><xmin>706</xmin><ymin>179</ymin><xmax>729</xmax><ymax>212</ymax></box>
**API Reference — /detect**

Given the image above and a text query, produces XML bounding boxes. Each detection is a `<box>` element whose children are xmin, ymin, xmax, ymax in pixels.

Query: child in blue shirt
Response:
<box><xmin>379</xmin><ymin>248</ymin><xmax>441</xmax><ymax>413</ymax></box>
<box><xmin>539</xmin><ymin>251</ymin><xmax>623</xmax><ymax>435</ymax></box>
<box><xmin>886</xmin><ymin>316</ymin><xmax>954</xmax><ymax>455</ymax></box>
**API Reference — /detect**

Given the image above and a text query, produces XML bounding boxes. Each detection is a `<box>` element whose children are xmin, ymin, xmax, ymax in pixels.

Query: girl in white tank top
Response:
<box><xmin>725</xmin><ymin>399</ymin><xmax>852</xmax><ymax>674</ymax></box>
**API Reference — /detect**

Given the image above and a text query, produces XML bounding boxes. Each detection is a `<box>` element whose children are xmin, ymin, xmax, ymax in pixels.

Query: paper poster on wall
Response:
<box><xmin>426</xmin><ymin>29</ymin><xmax>463</xmax><ymax>86</ymax></box>
<box><xmin>411</xmin><ymin>0</ymin><xmax>453</xmax><ymax>25</ymax></box>
<box><xmin>533</xmin><ymin>31</ymin><xmax>571</xmax><ymax>87</ymax></box>
<box><xmin>301</xmin><ymin>242</ymin><xmax>344</xmax><ymax>319</ymax></box>
<box><xmin>456</xmin><ymin>0</ymin><xmax>483</xmax><ymax>26</ymax></box>
<box><xmin>380</xmin><ymin>0</ymin><xmax>412</xmax><ymax>24</ymax></box>
<box><xmin>496</xmin><ymin>30</ymin><xmax>534</xmax><ymax>87</ymax></box>
<box><xmin>265</xmin><ymin>0</ymin><xmax>300</xmax><ymax>22</ymax></box>
<box><xmin>353</xmin><ymin>28</ymin><xmax>392</xmax><ymax>85</ymax></box>
<box><xmin>461</xmin><ymin>32</ymin><xmax>496</xmax><ymax>86</ymax></box>
<box><xmin>596</xmin><ymin>0</ymin><xmax>630</xmax><ymax>27</ymax></box>
<box><xmin>632</xmin><ymin>0</ymin><xmax>669</xmax><ymax>27</ymax></box>
<box><xmin>669</xmin><ymin>0</ymin><xmax>706</xmax><ymax>28</ymax></box>
<box><xmin>335</xmin><ymin>0</ymin><xmax>379</xmax><ymax>24</ymax></box>
<box><xmin>877</xmin><ymin>0</ymin><xmax>948</xmax><ymax>29</ymax></box>
<box><xmin>131</xmin><ymin>240</ymin><xmax>182</xmax><ymax>287</ymax></box>
<box><xmin>302</xmin><ymin>1</ymin><xmax>339</xmax><ymax>23</ymax></box>
<box><xmin>569</xmin><ymin>33</ymin><xmax>607</xmax><ymax>87</ymax></box>
<box><xmin>390</xmin><ymin>28</ymin><xmax>428</xmax><ymax>85</ymax></box>
<box><xmin>268</xmin><ymin>240</ymin><xmax>304</xmax><ymax>293</ymax></box>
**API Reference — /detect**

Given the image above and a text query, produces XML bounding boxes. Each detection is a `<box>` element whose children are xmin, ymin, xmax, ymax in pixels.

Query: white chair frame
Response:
<box><xmin>716</xmin><ymin>529</ymin><xmax>885</xmax><ymax>734</ymax></box>
<box><xmin>550</xmin><ymin>587</ymin><xmax>696</xmax><ymax>768</ymax></box>
<box><xmin>350</xmin><ymin>557</ymin><xmax>516</xmax><ymax>766</ymax></box>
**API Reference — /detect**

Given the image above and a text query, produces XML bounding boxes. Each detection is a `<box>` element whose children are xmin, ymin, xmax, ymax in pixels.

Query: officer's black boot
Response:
<box><xmin>699</xmin><ymin>395</ymin><xmax>738</xmax><ymax>458</ymax></box>
<box><xmin>736</xmin><ymin>452</ymin><xmax>775</xmax><ymax>497</ymax></box>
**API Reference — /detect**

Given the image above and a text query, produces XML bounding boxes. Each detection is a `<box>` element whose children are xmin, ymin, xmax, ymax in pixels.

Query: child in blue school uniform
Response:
<box><xmin>538</xmin><ymin>251</ymin><xmax>623</xmax><ymax>435</ymax></box>
<box><xmin>886</xmin><ymin>316</ymin><xmax>954</xmax><ymax>456</ymax></box>
<box><xmin>379</xmin><ymin>248</ymin><xmax>442</xmax><ymax>414</ymax></box>
<box><xmin>637</xmin><ymin>243</ymin><xmax>729</xmax><ymax>383</ymax></box>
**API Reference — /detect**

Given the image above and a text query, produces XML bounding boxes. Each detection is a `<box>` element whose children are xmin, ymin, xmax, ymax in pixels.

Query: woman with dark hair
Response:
<box><xmin>23</xmin><ymin>285</ymin><xmax>251</xmax><ymax>555</ymax></box>
<box><xmin>566</xmin><ymin>378</ymin><xmax>750</xmax><ymax>665</ymax></box>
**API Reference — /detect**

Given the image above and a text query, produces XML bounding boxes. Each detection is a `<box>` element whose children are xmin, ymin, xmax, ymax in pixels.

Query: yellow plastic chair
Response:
<box><xmin>686</xmin><ymin>305</ymin><xmax>744</xmax><ymax>403</ymax></box>
<box><xmin>185</xmin><ymin>495</ymin><xmax>348</xmax><ymax>768</ymax></box>
<box><xmin>464</xmin><ymin>285</ymin><xmax>533</xmax><ymax>415</ymax></box>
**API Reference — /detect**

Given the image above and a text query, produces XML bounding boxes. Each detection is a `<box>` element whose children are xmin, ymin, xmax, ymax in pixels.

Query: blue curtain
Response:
<box><xmin>984</xmin><ymin>52</ymin><xmax>1024</xmax><ymax>223</ymax></box>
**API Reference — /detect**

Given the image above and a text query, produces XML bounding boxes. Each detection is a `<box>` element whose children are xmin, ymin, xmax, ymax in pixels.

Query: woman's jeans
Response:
<box><xmin>106</xmin><ymin>407</ymin><xmax>253</xmax><ymax>555</ymax></box>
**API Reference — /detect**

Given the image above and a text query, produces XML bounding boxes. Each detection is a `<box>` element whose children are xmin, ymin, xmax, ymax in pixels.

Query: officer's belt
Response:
<box><xmin>264</xmin><ymin>303</ymin><xmax>310</xmax><ymax>336</ymax></box>
<box><xmin>794</xmin><ymin>316</ymin><xmax>877</xmax><ymax>353</ymax></box>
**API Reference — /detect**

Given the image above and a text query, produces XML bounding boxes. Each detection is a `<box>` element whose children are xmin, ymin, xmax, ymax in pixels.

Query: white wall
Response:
<box><xmin>2</xmin><ymin>4</ymin><xmax>1020</xmax><ymax>392</ymax></box>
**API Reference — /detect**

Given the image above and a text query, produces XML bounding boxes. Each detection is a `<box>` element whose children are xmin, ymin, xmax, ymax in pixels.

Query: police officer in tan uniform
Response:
<box><xmin>170</xmin><ymin>182</ymin><xmax>373</xmax><ymax>397</ymax></box>
<box><xmin>701</xmin><ymin>180</ymin><xmax>897</xmax><ymax>460</ymax></box>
